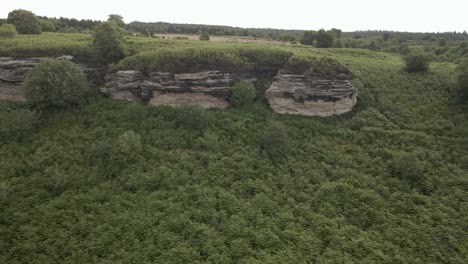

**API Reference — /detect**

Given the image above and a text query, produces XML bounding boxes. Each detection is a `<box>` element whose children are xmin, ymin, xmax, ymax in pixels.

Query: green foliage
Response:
<box><xmin>300</xmin><ymin>31</ymin><xmax>315</xmax><ymax>45</ymax></box>
<box><xmin>391</xmin><ymin>152</ymin><xmax>426</xmax><ymax>188</ymax></box>
<box><xmin>383</xmin><ymin>32</ymin><xmax>391</xmax><ymax>41</ymax></box>
<box><xmin>368</xmin><ymin>41</ymin><xmax>378</xmax><ymax>51</ymax></box>
<box><xmin>315</xmin><ymin>29</ymin><xmax>334</xmax><ymax>48</ymax></box>
<box><xmin>199</xmin><ymin>31</ymin><xmax>210</xmax><ymax>41</ymax></box>
<box><xmin>92</xmin><ymin>21</ymin><xmax>126</xmax><ymax>64</ymax></box>
<box><xmin>7</xmin><ymin>9</ymin><xmax>42</xmax><ymax>35</ymax></box>
<box><xmin>0</xmin><ymin>109</ymin><xmax>37</xmax><ymax>139</ymax></box>
<box><xmin>107</xmin><ymin>14</ymin><xmax>125</xmax><ymax>28</ymax></box>
<box><xmin>24</xmin><ymin>59</ymin><xmax>88</xmax><ymax>109</ymax></box>
<box><xmin>261</xmin><ymin>121</ymin><xmax>289</xmax><ymax>160</ymax></box>
<box><xmin>457</xmin><ymin>58</ymin><xmax>468</xmax><ymax>98</ymax></box>
<box><xmin>231</xmin><ymin>81</ymin><xmax>256</xmax><ymax>107</ymax></box>
<box><xmin>404</xmin><ymin>53</ymin><xmax>431</xmax><ymax>72</ymax></box>
<box><xmin>0</xmin><ymin>24</ymin><xmax>17</xmax><ymax>38</ymax></box>
<box><xmin>112</xmin><ymin>46</ymin><xmax>292</xmax><ymax>74</ymax></box>
<box><xmin>0</xmin><ymin>30</ymin><xmax>468</xmax><ymax>264</ymax></box>
<box><xmin>300</xmin><ymin>29</ymin><xmax>336</xmax><ymax>48</ymax></box>
<box><xmin>39</xmin><ymin>19</ymin><xmax>56</xmax><ymax>32</ymax></box>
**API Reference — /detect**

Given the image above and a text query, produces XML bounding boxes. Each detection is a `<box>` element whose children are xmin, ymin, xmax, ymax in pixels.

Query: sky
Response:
<box><xmin>1</xmin><ymin>0</ymin><xmax>467</xmax><ymax>32</ymax></box>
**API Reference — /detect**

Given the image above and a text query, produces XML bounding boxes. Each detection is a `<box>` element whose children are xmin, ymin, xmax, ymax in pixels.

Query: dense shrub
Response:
<box><xmin>0</xmin><ymin>24</ymin><xmax>17</xmax><ymax>38</ymax></box>
<box><xmin>315</xmin><ymin>29</ymin><xmax>334</xmax><ymax>48</ymax></box>
<box><xmin>199</xmin><ymin>31</ymin><xmax>210</xmax><ymax>41</ymax></box>
<box><xmin>24</xmin><ymin>59</ymin><xmax>88</xmax><ymax>109</ymax></box>
<box><xmin>391</xmin><ymin>152</ymin><xmax>426</xmax><ymax>187</ymax></box>
<box><xmin>0</xmin><ymin>109</ymin><xmax>37</xmax><ymax>138</ymax></box>
<box><xmin>7</xmin><ymin>9</ymin><xmax>42</xmax><ymax>35</ymax></box>
<box><xmin>231</xmin><ymin>81</ymin><xmax>256</xmax><ymax>107</ymax></box>
<box><xmin>457</xmin><ymin>58</ymin><xmax>468</xmax><ymax>98</ymax></box>
<box><xmin>112</xmin><ymin>47</ymin><xmax>292</xmax><ymax>74</ymax></box>
<box><xmin>39</xmin><ymin>19</ymin><xmax>56</xmax><ymax>32</ymax></box>
<box><xmin>92</xmin><ymin>22</ymin><xmax>126</xmax><ymax>64</ymax></box>
<box><xmin>261</xmin><ymin>121</ymin><xmax>289</xmax><ymax>160</ymax></box>
<box><xmin>404</xmin><ymin>53</ymin><xmax>431</xmax><ymax>72</ymax></box>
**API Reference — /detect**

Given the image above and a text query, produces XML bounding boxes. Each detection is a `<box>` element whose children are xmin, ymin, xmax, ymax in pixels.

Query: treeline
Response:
<box><xmin>37</xmin><ymin>16</ymin><xmax>101</xmax><ymax>32</ymax></box>
<box><xmin>343</xmin><ymin>30</ymin><xmax>468</xmax><ymax>41</ymax></box>
<box><xmin>127</xmin><ymin>21</ymin><xmax>304</xmax><ymax>40</ymax></box>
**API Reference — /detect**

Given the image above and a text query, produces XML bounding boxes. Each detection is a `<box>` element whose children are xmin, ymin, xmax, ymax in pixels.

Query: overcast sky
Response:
<box><xmin>1</xmin><ymin>0</ymin><xmax>467</xmax><ymax>32</ymax></box>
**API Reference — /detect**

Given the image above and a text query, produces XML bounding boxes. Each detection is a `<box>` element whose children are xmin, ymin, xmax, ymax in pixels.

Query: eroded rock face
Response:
<box><xmin>0</xmin><ymin>56</ymin><xmax>106</xmax><ymax>101</ymax></box>
<box><xmin>266</xmin><ymin>71</ymin><xmax>357</xmax><ymax>117</ymax></box>
<box><xmin>102</xmin><ymin>70</ymin><xmax>254</xmax><ymax>109</ymax></box>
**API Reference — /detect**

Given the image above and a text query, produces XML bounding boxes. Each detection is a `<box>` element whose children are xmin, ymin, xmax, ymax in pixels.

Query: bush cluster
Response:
<box><xmin>24</xmin><ymin>59</ymin><xmax>89</xmax><ymax>109</ymax></box>
<box><xmin>0</xmin><ymin>24</ymin><xmax>17</xmax><ymax>38</ymax></box>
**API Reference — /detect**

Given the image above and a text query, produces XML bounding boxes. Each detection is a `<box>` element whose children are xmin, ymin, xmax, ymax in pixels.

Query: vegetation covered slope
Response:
<box><xmin>0</xmin><ymin>34</ymin><xmax>468</xmax><ymax>263</ymax></box>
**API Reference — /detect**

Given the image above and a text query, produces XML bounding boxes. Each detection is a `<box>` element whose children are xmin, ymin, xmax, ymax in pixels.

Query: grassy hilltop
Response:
<box><xmin>1</xmin><ymin>32</ymin><xmax>467</xmax><ymax>263</ymax></box>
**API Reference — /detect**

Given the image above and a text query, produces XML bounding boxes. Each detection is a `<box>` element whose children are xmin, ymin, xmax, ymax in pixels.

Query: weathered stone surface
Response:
<box><xmin>266</xmin><ymin>72</ymin><xmax>357</xmax><ymax>117</ymax></box>
<box><xmin>0</xmin><ymin>56</ymin><xmax>106</xmax><ymax>101</ymax></box>
<box><xmin>102</xmin><ymin>70</ymin><xmax>255</xmax><ymax>108</ymax></box>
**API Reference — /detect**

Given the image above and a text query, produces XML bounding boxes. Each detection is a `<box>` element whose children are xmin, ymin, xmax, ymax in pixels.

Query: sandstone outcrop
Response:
<box><xmin>0</xmin><ymin>56</ymin><xmax>105</xmax><ymax>101</ymax></box>
<box><xmin>102</xmin><ymin>70</ymin><xmax>255</xmax><ymax>109</ymax></box>
<box><xmin>265</xmin><ymin>63</ymin><xmax>357</xmax><ymax>117</ymax></box>
<box><xmin>0</xmin><ymin>55</ymin><xmax>358</xmax><ymax>117</ymax></box>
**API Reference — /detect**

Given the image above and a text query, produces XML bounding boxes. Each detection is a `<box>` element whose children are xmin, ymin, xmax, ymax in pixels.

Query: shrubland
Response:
<box><xmin>0</xmin><ymin>30</ymin><xmax>467</xmax><ymax>263</ymax></box>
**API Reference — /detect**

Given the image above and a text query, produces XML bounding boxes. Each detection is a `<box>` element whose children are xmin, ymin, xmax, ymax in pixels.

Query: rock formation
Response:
<box><xmin>102</xmin><ymin>70</ymin><xmax>255</xmax><ymax>109</ymax></box>
<box><xmin>0</xmin><ymin>55</ymin><xmax>357</xmax><ymax>117</ymax></box>
<box><xmin>265</xmin><ymin>66</ymin><xmax>357</xmax><ymax>117</ymax></box>
<box><xmin>0</xmin><ymin>56</ymin><xmax>106</xmax><ymax>101</ymax></box>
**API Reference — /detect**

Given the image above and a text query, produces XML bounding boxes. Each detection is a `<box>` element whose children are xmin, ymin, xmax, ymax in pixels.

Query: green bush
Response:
<box><xmin>39</xmin><ymin>19</ymin><xmax>56</xmax><ymax>32</ymax></box>
<box><xmin>112</xmin><ymin>47</ymin><xmax>292</xmax><ymax>74</ymax></box>
<box><xmin>391</xmin><ymin>152</ymin><xmax>426</xmax><ymax>187</ymax></box>
<box><xmin>261</xmin><ymin>121</ymin><xmax>289</xmax><ymax>160</ymax></box>
<box><xmin>7</xmin><ymin>9</ymin><xmax>41</xmax><ymax>35</ymax></box>
<box><xmin>199</xmin><ymin>31</ymin><xmax>210</xmax><ymax>41</ymax></box>
<box><xmin>92</xmin><ymin>21</ymin><xmax>126</xmax><ymax>64</ymax></box>
<box><xmin>0</xmin><ymin>24</ymin><xmax>17</xmax><ymax>38</ymax></box>
<box><xmin>0</xmin><ymin>109</ymin><xmax>37</xmax><ymax>137</ymax></box>
<box><xmin>404</xmin><ymin>53</ymin><xmax>431</xmax><ymax>72</ymax></box>
<box><xmin>24</xmin><ymin>59</ymin><xmax>88</xmax><ymax>109</ymax></box>
<box><xmin>231</xmin><ymin>81</ymin><xmax>256</xmax><ymax>107</ymax></box>
<box><xmin>457</xmin><ymin>58</ymin><xmax>468</xmax><ymax>98</ymax></box>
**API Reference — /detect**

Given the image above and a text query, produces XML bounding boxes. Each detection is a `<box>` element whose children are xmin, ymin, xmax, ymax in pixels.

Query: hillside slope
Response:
<box><xmin>1</xmin><ymin>35</ymin><xmax>467</xmax><ymax>263</ymax></box>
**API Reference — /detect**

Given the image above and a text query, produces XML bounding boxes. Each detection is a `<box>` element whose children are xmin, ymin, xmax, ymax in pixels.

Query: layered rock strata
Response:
<box><xmin>102</xmin><ymin>70</ymin><xmax>255</xmax><ymax>109</ymax></box>
<box><xmin>266</xmin><ymin>71</ymin><xmax>357</xmax><ymax>117</ymax></box>
<box><xmin>0</xmin><ymin>56</ymin><xmax>105</xmax><ymax>101</ymax></box>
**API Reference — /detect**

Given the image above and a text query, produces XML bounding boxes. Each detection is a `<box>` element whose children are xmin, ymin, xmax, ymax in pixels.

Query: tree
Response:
<box><xmin>404</xmin><ymin>53</ymin><xmax>431</xmax><ymax>73</ymax></box>
<box><xmin>300</xmin><ymin>31</ymin><xmax>315</xmax><ymax>45</ymax></box>
<box><xmin>334</xmin><ymin>39</ymin><xmax>344</xmax><ymax>48</ymax></box>
<box><xmin>92</xmin><ymin>22</ymin><xmax>126</xmax><ymax>63</ymax></box>
<box><xmin>199</xmin><ymin>31</ymin><xmax>210</xmax><ymax>41</ymax></box>
<box><xmin>108</xmin><ymin>14</ymin><xmax>125</xmax><ymax>28</ymax></box>
<box><xmin>39</xmin><ymin>19</ymin><xmax>56</xmax><ymax>32</ymax></box>
<box><xmin>383</xmin><ymin>32</ymin><xmax>391</xmax><ymax>41</ymax></box>
<box><xmin>315</xmin><ymin>29</ymin><xmax>334</xmax><ymax>48</ymax></box>
<box><xmin>231</xmin><ymin>81</ymin><xmax>256</xmax><ymax>107</ymax></box>
<box><xmin>368</xmin><ymin>41</ymin><xmax>378</xmax><ymax>51</ymax></box>
<box><xmin>7</xmin><ymin>9</ymin><xmax>42</xmax><ymax>34</ymax></box>
<box><xmin>330</xmin><ymin>28</ymin><xmax>342</xmax><ymax>39</ymax></box>
<box><xmin>24</xmin><ymin>59</ymin><xmax>88</xmax><ymax>109</ymax></box>
<box><xmin>457</xmin><ymin>58</ymin><xmax>468</xmax><ymax>99</ymax></box>
<box><xmin>0</xmin><ymin>24</ymin><xmax>17</xmax><ymax>38</ymax></box>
